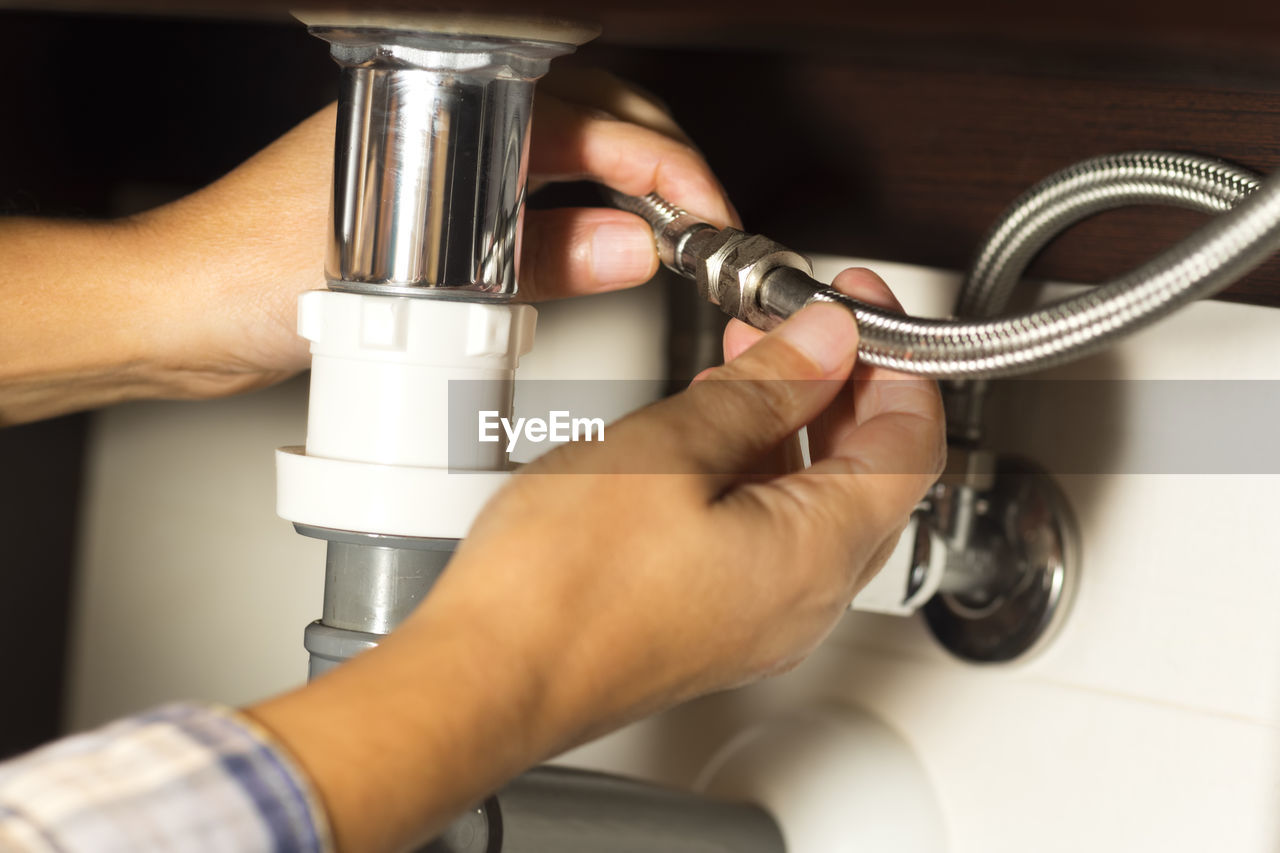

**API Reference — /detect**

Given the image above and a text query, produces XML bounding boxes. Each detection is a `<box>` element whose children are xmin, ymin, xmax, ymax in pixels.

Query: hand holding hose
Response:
<box><xmin>250</xmin><ymin>268</ymin><xmax>945</xmax><ymax>852</ymax></box>
<box><xmin>611</xmin><ymin>151</ymin><xmax>1279</xmax><ymax>379</ymax></box>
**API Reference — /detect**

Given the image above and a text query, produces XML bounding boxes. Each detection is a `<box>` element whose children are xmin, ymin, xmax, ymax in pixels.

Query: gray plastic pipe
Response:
<box><xmin>426</xmin><ymin>767</ymin><xmax>786</xmax><ymax>852</ymax></box>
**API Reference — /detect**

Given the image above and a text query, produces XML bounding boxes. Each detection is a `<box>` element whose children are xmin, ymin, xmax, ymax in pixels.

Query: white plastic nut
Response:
<box><xmin>278</xmin><ymin>290</ymin><xmax>537</xmax><ymax>538</ymax></box>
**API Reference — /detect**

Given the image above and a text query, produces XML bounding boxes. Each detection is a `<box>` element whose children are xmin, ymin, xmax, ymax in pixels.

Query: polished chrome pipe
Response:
<box><xmin>310</xmin><ymin>27</ymin><xmax>575</xmax><ymax>297</ymax></box>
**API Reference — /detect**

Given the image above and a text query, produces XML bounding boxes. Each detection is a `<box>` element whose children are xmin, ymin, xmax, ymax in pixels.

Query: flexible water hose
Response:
<box><xmin>957</xmin><ymin>151</ymin><xmax>1262</xmax><ymax>319</ymax></box>
<box><xmin>613</xmin><ymin>153</ymin><xmax>1276</xmax><ymax>379</ymax></box>
<box><xmin>945</xmin><ymin>151</ymin><xmax>1264</xmax><ymax>438</ymax></box>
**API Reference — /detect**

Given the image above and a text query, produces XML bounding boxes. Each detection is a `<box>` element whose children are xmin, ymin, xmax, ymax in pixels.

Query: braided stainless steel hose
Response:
<box><xmin>610</xmin><ymin>161</ymin><xmax>1280</xmax><ymax>379</ymax></box>
<box><xmin>945</xmin><ymin>152</ymin><xmax>1263</xmax><ymax>439</ymax></box>
<box><xmin>958</xmin><ymin>151</ymin><xmax>1263</xmax><ymax>319</ymax></box>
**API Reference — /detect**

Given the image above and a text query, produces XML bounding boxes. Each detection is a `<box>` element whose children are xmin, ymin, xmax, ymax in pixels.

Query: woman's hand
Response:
<box><xmin>0</xmin><ymin>70</ymin><xmax>735</xmax><ymax>424</ymax></box>
<box><xmin>249</xmin><ymin>269</ymin><xmax>946</xmax><ymax>853</ymax></box>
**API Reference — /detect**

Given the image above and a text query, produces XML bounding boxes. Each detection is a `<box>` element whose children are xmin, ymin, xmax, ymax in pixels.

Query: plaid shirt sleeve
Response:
<box><xmin>0</xmin><ymin>702</ymin><xmax>331</xmax><ymax>852</ymax></box>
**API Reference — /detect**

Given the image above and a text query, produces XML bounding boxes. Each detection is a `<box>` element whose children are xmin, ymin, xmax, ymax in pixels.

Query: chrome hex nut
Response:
<box><xmin>698</xmin><ymin>231</ymin><xmax>811</xmax><ymax>326</ymax></box>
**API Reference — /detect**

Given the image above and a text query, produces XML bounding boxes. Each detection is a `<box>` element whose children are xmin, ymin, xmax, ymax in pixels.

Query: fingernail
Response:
<box><xmin>776</xmin><ymin>303</ymin><xmax>859</xmax><ymax>374</ymax></box>
<box><xmin>592</xmin><ymin>222</ymin><xmax>657</xmax><ymax>286</ymax></box>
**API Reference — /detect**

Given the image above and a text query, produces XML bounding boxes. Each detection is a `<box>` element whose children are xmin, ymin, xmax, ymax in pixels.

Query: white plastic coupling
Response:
<box><xmin>277</xmin><ymin>290</ymin><xmax>537</xmax><ymax>539</ymax></box>
<box><xmin>849</xmin><ymin>511</ymin><xmax>947</xmax><ymax>617</ymax></box>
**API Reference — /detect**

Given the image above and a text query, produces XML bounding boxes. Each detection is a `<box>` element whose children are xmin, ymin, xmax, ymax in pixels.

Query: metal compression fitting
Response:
<box><xmin>611</xmin><ymin>156</ymin><xmax>1279</xmax><ymax>379</ymax></box>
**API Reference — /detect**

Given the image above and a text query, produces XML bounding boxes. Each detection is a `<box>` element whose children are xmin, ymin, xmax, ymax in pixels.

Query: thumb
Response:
<box><xmin>639</xmin><ymin>302</ymin><xmax>860</xmax><ymax>482</ymax></box>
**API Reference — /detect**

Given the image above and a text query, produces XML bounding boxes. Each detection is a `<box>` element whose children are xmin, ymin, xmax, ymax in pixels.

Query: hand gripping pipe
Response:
<box><xmin>610</xmin><ymin>152</ymin><xmax>1277</xmax><ymax>379</ymax></box>
<box><xmin>277</xmin><ymin>16</ymin><xmax>786</xmax><ymax>853</ymax></box>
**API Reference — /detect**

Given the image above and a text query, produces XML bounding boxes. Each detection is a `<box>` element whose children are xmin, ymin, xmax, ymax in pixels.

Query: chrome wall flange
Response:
<box><xmin>922</xmin><ymin>453</ymin><xmax>1079</xmax><ymax>663</ymax></box>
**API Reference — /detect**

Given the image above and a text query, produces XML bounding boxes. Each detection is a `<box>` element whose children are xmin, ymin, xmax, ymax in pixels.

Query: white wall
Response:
<box><xmin>67</xmin><ymin>262</ymin><xmax>1280</xmax><ymax>851</ymax></box>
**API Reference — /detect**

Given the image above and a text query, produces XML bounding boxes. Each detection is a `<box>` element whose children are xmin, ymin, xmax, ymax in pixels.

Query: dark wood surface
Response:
<box><xmin>17</xmin><ymin>1</ymin><xmax>1280</xmax><ymax>46</ymax></box>
<box><xmin>573</xmin><ymin>38</ymin><xmax>1280</xmax><ymax>305</ymax></box>
<box><xmin>24</xmin><ymin>2</ymin><xmax>1279</xmax><ymax>303</ymax></box>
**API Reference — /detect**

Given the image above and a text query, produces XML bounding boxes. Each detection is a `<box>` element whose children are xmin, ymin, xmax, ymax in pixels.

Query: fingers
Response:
<box><xmin>809</xmin><ymin>268</ymin><xmax>940</xmax><ymax>456</ymax></box>
<box><xmin>759</xmin><ymin>270</ymin><xmax>944</xmax><ymax>536</ymax></box>
<box><xmin>775</xmin><ymin>399</ymin><xmax>944</xmax><ymax>548</ymax></box>
<box><xmin>530</xmin><ymin>95</ymin><xmax>739</xmax><ymax>229</ymax></box>
<box><xmin>518</xmin><ymin>208</ymin><xmax>659</xmax><ymax>301</ymax></box>
<box><xmin>829</xmin><ymin>266</ymin><xmax>906</xmax><ymax>370</ymax></box>
<box><xmin>524</xmin><ymin>72</ymin><xmax>739</xmax><ymax>302</ymax></box>
<box><xmin>621</xmin><ymin>303</ymin><xmax>858</xmax><ymax>485</ymax></box>
<box><xmin>722</xmin><ymin>318</ymin><xmax>765</xmax><ymax>363</ymax></box>
<box><xmin>538</xmin><ymin>67</ymin><xmax>692</xmax><ymax>144</ymax></box>
<box><xmin>719</xmin><ymin>321</ymin><xmax>797</xmax><ymax>479</ymax></box>
<box><xmin>719</xmin><ymin>267</ymin><xmax>898</xmax><ymax>368</ymax></box>
<box><xmin>830</xmin><ymin>266</ymin><xmax>906</xmax><ymax>313</ymax></box>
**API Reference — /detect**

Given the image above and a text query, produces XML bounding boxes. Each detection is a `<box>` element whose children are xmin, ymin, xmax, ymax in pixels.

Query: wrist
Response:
<box><xmin>0</xmin><ymin>216</ymin><xmax>187</xmax><ymax>423</ymax></box>
<box><xmin>245</xmin><ymin>593</ymin><xmax>565</xmax><ymax>853</ymax></box>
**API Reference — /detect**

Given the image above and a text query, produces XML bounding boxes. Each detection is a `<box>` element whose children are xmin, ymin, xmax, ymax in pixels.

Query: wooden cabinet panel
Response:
<box><xmin>582</xmin><ymin>39</ymin><xmax>1280</xmax><ymax>306</ymax></box>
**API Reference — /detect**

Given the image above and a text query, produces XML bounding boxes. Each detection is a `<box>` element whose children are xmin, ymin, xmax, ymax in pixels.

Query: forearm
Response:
<box><xmin>0</xmin><ymin>216</ymin><xmax>179</xmax><ymax>425</ymax></box>
<box><xmin>0</xmin><ymin>105</ymin><xmax>332</xmax><ymax>427</ymax></box>
<box><xmin>245</xmin><ymin>591</ymin><xmax>583</xmax><ymax>853</ymax></box>
<box><xmin>242</xmin><ymin>480</ymin><xmax>737</xmax><ymax>853</ymax></box>
<box><xmin>0</xmin><ymin>207</ymin><xmax>308</xmax><ymax>425</ymax></box>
